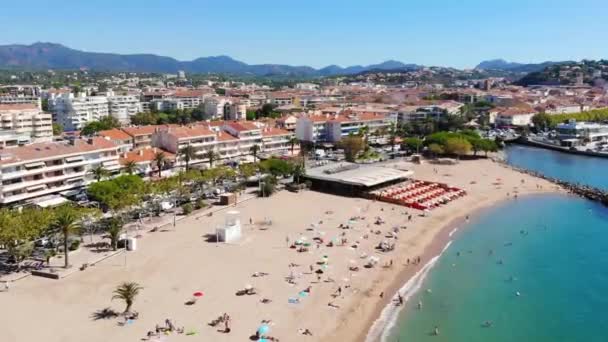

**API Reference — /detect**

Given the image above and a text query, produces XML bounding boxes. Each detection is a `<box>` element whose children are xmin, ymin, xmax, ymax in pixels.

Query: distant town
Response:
<box><xmin>1</xmin><ymin>59</ymin><xmax>608</xmax><ymax>206</ymax></box>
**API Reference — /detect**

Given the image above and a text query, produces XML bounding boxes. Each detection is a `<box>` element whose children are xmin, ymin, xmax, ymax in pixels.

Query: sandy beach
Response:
<box><xmin>0</xmin><ymin>158</ymin><xmax>563</xmax><ymax>342</ymax></box>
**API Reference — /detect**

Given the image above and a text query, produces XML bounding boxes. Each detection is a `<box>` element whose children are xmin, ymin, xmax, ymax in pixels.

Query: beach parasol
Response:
<box><xmin>193</xmin><ymin>292</ymin><xmax>204</xmax><ymax>297</ymax></box>
<box><xmin>245</xmin><ymin>284</ymin><xmax>253</xmax><ymax>290</ymax></box>
<box><xmin>258</xmin><ymin>324</ymin><xmax>270</xmax><ymax>335</ymax></box>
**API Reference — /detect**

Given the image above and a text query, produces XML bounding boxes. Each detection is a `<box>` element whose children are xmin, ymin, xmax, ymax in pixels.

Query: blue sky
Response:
<box><xmin>2</xmin><ymin>0</ymin><xmax>607</xmax><ymax>68</ymax></box>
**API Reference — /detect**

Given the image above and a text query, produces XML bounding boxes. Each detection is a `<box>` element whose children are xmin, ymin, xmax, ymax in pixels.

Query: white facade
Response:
<box><xmin>108</xmin><ymin>95</ymin><xmax>141</xmax><ymax>124</ymax></box>
<box><xmin>51</xmin><ymin>93</ymin><xmax>110</xmax><ymax>131</ymax></box>
<box><xmin>204</xmin><ymin>97</ymin><xmax>230</xmax><ymax>119</ymax></box>
<box><xmin>0</xmin><ymin>137</ymin><xmax>120</xmax><ymax>204</ymax></box>
<box><xmin>495</xmin><ymin>112</ymin><xmax>535</xmax><ymax>126</ymax></box>
<box><xmin>0</xmin><ymin>104</ymin><xmax>53</xmax><ymax>143</ymax></box>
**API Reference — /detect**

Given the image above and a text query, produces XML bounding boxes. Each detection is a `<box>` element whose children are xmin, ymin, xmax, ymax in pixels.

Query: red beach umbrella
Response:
<box><xmin>193</xmin><ymin>292</ymin><xmax>204</xmax><ymax>297</ymax></box>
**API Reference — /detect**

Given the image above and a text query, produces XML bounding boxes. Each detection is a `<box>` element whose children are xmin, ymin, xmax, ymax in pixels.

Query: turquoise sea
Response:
<box><xmin>382</xmin><ymin>146</ymin><xmax>608</xmax><ymax>342</ymax></box>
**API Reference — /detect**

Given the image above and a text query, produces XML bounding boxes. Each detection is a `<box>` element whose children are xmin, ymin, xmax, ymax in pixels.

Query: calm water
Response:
<box><xmin>505</xmin><ymin>144</ymin><xmax>608</xmax><ymax>190</ymax></box>
<box><xmin>384</xmin><ymin>146</ymin><xmax>608</xmax><ymax>342</ymax></box>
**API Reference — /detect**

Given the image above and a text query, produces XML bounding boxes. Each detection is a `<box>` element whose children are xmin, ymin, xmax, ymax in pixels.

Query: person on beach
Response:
<box><xmin>433</xmin><ymin>326</ymin><xmax>440</xmax><ymax>336</ymax></box>
<box><xmin>417</xmin><ymin>300</ymin><xmax>422</xmax><ymax>310</ymax></box>
<box><xmin>379</xmin><ymin>292</ymin><xmax>384</xmax><ymax>299</ymax></box>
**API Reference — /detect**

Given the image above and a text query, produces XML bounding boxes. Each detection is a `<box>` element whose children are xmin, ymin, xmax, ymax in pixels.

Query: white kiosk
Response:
<box><xmin>216</xmin><ymin>210</ymin><xmax>242</xmax><ymax>243</ymax></box>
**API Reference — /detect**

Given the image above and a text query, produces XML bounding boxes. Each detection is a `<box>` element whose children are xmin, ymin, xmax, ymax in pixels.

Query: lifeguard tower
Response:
<box><xmin>216</xmin><ymin>210</ymin><xmax>242</xmax><ymax>243</ymax></box>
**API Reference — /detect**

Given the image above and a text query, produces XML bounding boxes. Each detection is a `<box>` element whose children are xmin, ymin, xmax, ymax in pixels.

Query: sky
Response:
<box><xmin>2</xmin><ymin>0</ymin><xmax>608</xmax><ymax>69</ymax></box>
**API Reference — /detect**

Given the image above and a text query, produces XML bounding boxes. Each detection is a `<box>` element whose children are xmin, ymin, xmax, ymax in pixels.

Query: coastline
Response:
<box><xmin>0</xmin><ymin>158</ymin><xmax>568</xmax><ymax>342</ymax></box>
<box><xmin>326</xmin><ymin>161</ymin><xmax>566</xmax><ymax>342</ymax></box>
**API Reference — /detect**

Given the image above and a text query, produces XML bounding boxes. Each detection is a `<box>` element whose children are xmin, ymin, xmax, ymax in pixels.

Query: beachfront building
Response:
<box><xmin>98</xmin><ymin>128</ymin><xmax>133</xmax><ymax>153</ymax></box>
<box><xmin>204</xmin><ymin>96</ymin><xmax>231</xmax><ymax>119</ymax></box>
<box><xmin>494</xmin><ymin>107</ymin><xmax>536</xmax><ymax>127</ymax></box>
<box><xmin>397</xmin><ymin>102</ymin><xmax>463</xmax><ymax>123</ymax></box>
<box><xmin>118</xmin><ymin>147</ymin><xmax>176</xmax><ymax>176</ymax></box>
<box><xmin>123</xmin><ymin>125</ymin><xmax>175</xmax><ymax>149</ymax></box>
<box><xmin>107</xmin><ymin>93</ymin><xmax>141</xmax><ymax>124</ymax></box>
<box><xmin>222</xmin><ymin>121</ymin><xmax>263</xmax><ymax>158</ymax></box>
<box><xmin>261</xmin><ymin>127</ymin><xmax>295</xmax><ymax>156</ymax></box>
<box><xmin>0</xmin><ymin>104</ymin><xmax>53</xmax><ymax>143</ymax></box>
<box><xmin>151</xmin><ymin>125</ymin><xmax>217</xmax><ymax>167</ymax></box>
<box><xmin>295</xmin><ymin>115</ymin><xmax>329</xmax><ymax>142</ymax></box>
<box><xmin>556</xmin><ymin>121</ymin><xmax>608</xmax><ymax>142</ymax></box>
<box><xmin>50</xmin><ymin>93</ymin><xmax>110</xmax><ymax>131</ymax></box>
<box><xmin>0</xmin><ymin>137</ymin><xmax>121</xmax><ymax>205</ymax></box>
<box><xmin>326</xmin><ymin>112</ymin><xmax>392</xmax><ymax>143</ymax></box>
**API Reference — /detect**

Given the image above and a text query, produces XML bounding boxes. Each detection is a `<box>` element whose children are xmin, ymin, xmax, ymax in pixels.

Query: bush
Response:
<box><xmin>194</xmin><ymin>198</ymin><xmax>206</xmax><ymax>210</ymax></box>
<box><xmin>69</xmin><ymin>240</ymin><xmax>81</xmax><ymax>251</ymax></box>
<box><xmin>182</xmin><ymin>203</ymin><xmax>193</xmax><ymax>215</ymax></box>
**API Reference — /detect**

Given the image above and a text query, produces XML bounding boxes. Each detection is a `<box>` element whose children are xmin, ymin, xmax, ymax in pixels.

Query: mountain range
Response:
<box><xmin>0</xmin><ymin>42</ymin><xmax>422</xmax><ymax>77</ymax></box>
<box><xmin>474</xmin><ymin>59</ymin><xmax>567</xmax><ymax>73</ymax></box>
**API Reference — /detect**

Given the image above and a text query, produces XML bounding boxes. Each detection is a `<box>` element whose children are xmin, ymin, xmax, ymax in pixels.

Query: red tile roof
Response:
<box><xmin>119</xmin><ymin>147</ymin><xmax>175</xmax><ymax>165</ymax></box>
<box><xmin>262</xmin><ymin>127</ymin><xmax>292</xmax><ymax>137</ymax></box>
<box><xmin>0</xmin><ymin>138</ymin><xmax>118</xmax><ymax>166</ymax></box>
<box><xmin>225</xmin><ymin>120</ymin><xmax>260</xmax><ymax>132</ymax></box>
<box><xmin>165</xmin><ymin>126</ymin><xmax>215</xmax><ymax>139</ymax></box>
<box><xmin>98</xmin><ymin>128</ymin><xmax>131</xmax><ymax>141</ymax></box>
<box><xmin>122</xmin><ymin>125</ymin><xmax>176</xmax><ymax>137</ymax></box>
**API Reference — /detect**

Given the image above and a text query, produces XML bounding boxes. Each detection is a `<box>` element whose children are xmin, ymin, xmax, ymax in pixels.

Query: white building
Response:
<box><xmin>51</xmin><ymin>93</ymin><xmax>109</xmax><ymax>131</ymax></box>
<box><xmin>0</xmin><ymin>104</ymin><xmax>53</xmax><ymax>143</ymax></box>
<box><xmin>495</xmin><ymin>108</ymin><xmax>536</xmax><ymax>127</ymax></box>
<box><xmin>0</xmin><ymin>137</ymin><xmax>121</xmax><ymax>205</ymax></box>
<box><xmin>108</xmin><ymin>93</ymin><xmax>141</xmax><ymax>124</ymax></box>
<box><xmin>204</xmin><ymin>96</ymin><xmax>231</xmax><ymax>119</ymax></box>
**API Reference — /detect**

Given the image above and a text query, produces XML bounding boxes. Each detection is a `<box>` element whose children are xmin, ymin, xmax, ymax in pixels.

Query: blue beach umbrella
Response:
<box><xmin>258</xmin><ymin>324</ymin><xmax>270</xmax><ymax>335</ymax></box>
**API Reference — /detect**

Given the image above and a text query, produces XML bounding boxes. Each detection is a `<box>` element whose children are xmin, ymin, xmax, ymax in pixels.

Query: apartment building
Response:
<box><xmin>494</xmin><ymin>107</ymin><xmax>536</xmax><ymax>127</ymax></box>
<box><xmin>0</xmin><ymin>95</ymin><xmax>41</xmax><ymax>108</ymax></box>
<box><xmin>0</xmin><ymin>137</ymin><xmax>120</xmax><ymax>205</ymax></box>
<box><xmin>295</xmin><ymin>115</ymin><xmax>330</xmax><ymax>142</ymax></box>
<box><xmin>267</xmin><ymin>92</ymin><xmax>294</xmax><ymax>106</ymax></box>
<box><xmin>204</xmin><ymin>96</ymin><xmax>230</xmax><ymax>119</ymax></box>
<box><xmin>326</xmin><ymin>112</ymin><xmax>392</xmax><ymax>142</ymax></box>
<box><xmin>98</xmin><ymin>128</ymin><xmax>133</xmax><ymax>153</ymax></box>
<box><xmin>123</xmin><ymin>125</ymin><xmax>175</xmax><ymax>149</ymax></box>
<box><xmin>261</xmin><ymin>127</ymin><xmax>295</xmax><ymax>156</ymax></box>
<box><xmin>51</xmin><ymin>93</ymin><xmax>109</xmax><ymax>130</ymax></box>
<box><xmin>108</xmin><ymin>93</ymin><xmax>141</xmax><ymax>124</ymax></box>
<box><xmin>222</xmin><ymin>121</ymin><xmax>263</xmax><ymax>157</ymax></box>
<box><xmin>0</xmin><ymin>104</ymin><xmax>53</xmax><ymax>143</ymax></box>
<box><xmin>151</xmin><ymin>126</ymin><xmax>217</xmax><ymax>167</ymax></box>
<box><xmin>118</xmin><ymin>147</ymin><xmax>176</xmax><ymax>176</ymax></box>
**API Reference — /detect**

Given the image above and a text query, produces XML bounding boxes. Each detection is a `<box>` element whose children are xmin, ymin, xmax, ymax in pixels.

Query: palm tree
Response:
<box><xmin>106</xmin><ymin>218</ymin><xmax>122</xmax><ymax>251</ymax></box>
<box><xmin>112</xmin><ymin>282</ymin><xmax>143</xmax><ymax>314</ymax></box>
<box><xmin>52</xmin><ymin>206</ymin><xmax>82</xmax><ymax>268</ymax></box>
<box><xmin>90</xmin><ymin>165</ymin><xmax>109</xmax><ymax>182</ymax></box>
<box><xmin>123</xmin><ymin>160</ymin><xmax>138</xmax><ymax>175</ymax></box>
<box><xmin>288</xmin><ymin>137</ymin><xmax>298</xmax><ymax>156</ymax></box>
<box><xmin>203</xmin><ymin>150</ymin><xmax>218</xmax><ymax>168</ymax></box>
<box><xmin>153</xmin><ymin>152</ymin><xmax>167</xmax><ymax>177</ymax></box>
<box><xmin>179</xmin><ymin>145</ymin><xmax>197</xmax><ymax>171</ymax></box>
<box><xmin>388</xmin><ymin>123</ymin><xmax>397</xmax><ymax>155</ymax></box>
<box><xmin>249</xmin><ymin>144</ymin><xmax>260</xmax><ymax>163</ymax></box>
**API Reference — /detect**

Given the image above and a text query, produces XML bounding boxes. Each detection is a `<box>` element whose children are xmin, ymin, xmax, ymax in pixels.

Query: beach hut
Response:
<box><xmin>216</xmin><ymin>210</ymin><xmax>242</xmax><ymax>243</ymax></box>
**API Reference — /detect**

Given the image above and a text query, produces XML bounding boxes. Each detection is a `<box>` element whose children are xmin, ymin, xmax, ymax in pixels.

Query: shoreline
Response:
<box><xmin>330</xmin><ymin>164</ymin><xmax>567</xmax><ymax>342</ymax></box>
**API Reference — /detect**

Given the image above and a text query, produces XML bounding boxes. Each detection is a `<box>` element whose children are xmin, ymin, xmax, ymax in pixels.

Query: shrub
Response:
<box><xmin>194</xmin><ymin>198</ymin><xmax>206</xmax><ymax>210</ymax></box>
<box><xmin>182</xmin><ymin>203</ymin><xmax>193</xmax><ymax>215</ymax></box>
<box><xmin>69</xmin><ymin>240</ymin><xmax>81</xmax><ymax>251</ymax></box>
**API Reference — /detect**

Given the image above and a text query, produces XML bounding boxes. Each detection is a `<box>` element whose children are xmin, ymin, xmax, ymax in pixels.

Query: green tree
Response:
<box><xmin>112</xmin><ymin>282</ymin><xmax>143</xmax><ymax>314</ymax></box>
<box><xmin>205</xmin><ymin>150</ymin><xmax>219</xmax><ymax>168</ymax></box>
<box><xmin>52</xmin><ymin>123</ymin><xmax>63</xmax><ymax>136</ymax></box>
<box><xmin>153</xmin><ymin>152</ymin><xmax>167</xmax><ymax>177</ymax></box>
<box><xmin>532</xmin><ymin>113</ymin><xmax>553</xmax><ymax>131</ymax></box>
<box><xmin>90</xmin><ymin>165</ymin><xmax>110</xmax><ymax>182</ymax></box>
<box><xmin>238</xmin><ymin>163</ymin><xmax>258</xmax><ymax>179</ymax></box>
<box><xmin>428</xmin><ymin>143</ymin><xmax>444</xmax><ymax>157</ymax></box>
<box><xmin>403</xmin><ymin>137</ymin><xmax>423</xmax><ymax>153</ymax></box>
<box><xmin>123</xmin><ymin>160</ymin><xmax>138</xmax><ymax>175</ymax></box>
<box><xmin>249</xmin><ymin>144</ymin><xmax>260</xmax><ymax>163</ymax></box>
<box><xmin>339</xmin><ymin>135</ymin><xmax>366</xmax><ymax>162</ymax></box>
<box><xmin>288</xmin><ymin>137</ymin><xmax>299</xmax><ymax>156</ymax></box>
<box><xmin>106</xmin><ymin>218</ymin><xmax>123</xmax><ymax>251</ymax></box>
<box><xmin>179</xmin><ymin>145</ymin><xmax>197</xmax><ymax>171</ymax></box>
<box><xmin>444</xmin><ymin>138</ymin><xmax>472</xmax><ymax>159</ymax></box>
<box><xmin>52</xmin><ymin>205</ymin><xmax>83</xmax><ymax>268</ymax></box>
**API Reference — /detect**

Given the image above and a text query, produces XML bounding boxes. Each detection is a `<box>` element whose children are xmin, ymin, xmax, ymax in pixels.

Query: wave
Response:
<box><xmin>449</xmin><ymin>228</ymin><xmax>458</xmax><ymax>237</ymax></box>
<box><xmin>365</xmin><ymin>241</ymin><xmax>452</xmax><ymax>342</ymax></box>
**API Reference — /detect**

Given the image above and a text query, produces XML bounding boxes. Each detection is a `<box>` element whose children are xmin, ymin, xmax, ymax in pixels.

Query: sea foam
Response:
<box><xmin>365</xmin><ymin>241</ymin><xmax>452</xmax><ymax>342</ymax></box>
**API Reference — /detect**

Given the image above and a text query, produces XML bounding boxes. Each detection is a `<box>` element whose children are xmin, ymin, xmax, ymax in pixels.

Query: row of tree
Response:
<box><xmin>532</xmin><ymin>108</ymin><xmax>608</xmax><ymax>131</ymax></box>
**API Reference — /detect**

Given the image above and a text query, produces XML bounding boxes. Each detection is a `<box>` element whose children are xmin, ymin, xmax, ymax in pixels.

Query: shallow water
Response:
<box><xmin>384</xmin><ymin>146</ymin><xmax>608</xmax><ymax>342</ymax></box>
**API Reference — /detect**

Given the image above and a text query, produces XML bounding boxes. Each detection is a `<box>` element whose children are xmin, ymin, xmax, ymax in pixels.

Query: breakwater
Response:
<box><xmin>497</xmin><ymin>157</ymin><xmax>608</xmax><ymax>206</ymax></box>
